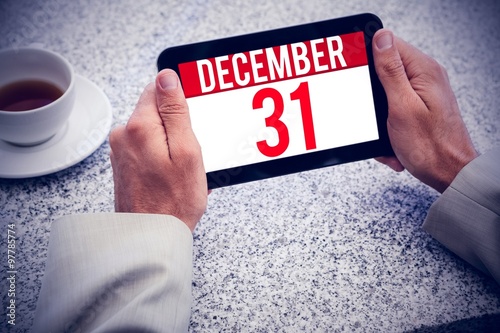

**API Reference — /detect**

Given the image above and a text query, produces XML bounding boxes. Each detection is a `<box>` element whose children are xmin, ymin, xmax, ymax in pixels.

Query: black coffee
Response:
<box><xmin>0</xmin><ymin>80</ymin><xmax>64</xmax><ymax>111</ymax></box>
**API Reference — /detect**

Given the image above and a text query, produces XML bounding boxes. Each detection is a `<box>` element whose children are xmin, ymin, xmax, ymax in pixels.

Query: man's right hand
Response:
<box><xmin>372</xmin><ymin>29</ymin><xmax>478</xmax><ymax>193</ymax></box>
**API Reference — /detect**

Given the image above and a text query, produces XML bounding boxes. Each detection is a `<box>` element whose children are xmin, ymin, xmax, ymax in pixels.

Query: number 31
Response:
<box><xmin>252</xmin><ymin>82</ymin><xmax>316</xmax><ymax>157</ymax></box>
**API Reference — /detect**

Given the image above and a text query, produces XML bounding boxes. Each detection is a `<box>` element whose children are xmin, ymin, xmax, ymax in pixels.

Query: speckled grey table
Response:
<box><xmin>1</xmin><ymin>0</ymin><xmax>500</xmax><ymax>332</ymax></box>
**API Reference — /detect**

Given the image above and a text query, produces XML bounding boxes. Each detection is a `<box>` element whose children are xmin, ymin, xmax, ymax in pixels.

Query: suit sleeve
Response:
<box><xmin>423</xmin><ymin>147</ymin><xmax>500</xmax><ymax>284</ymax></box>
<box><xmin>32</xmin><ymin>213</ymin><xmax>193</xmax><ymax>332</ymax></box>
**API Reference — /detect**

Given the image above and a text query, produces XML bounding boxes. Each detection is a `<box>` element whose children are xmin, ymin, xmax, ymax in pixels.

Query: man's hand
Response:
<box><xmin>109</xmin><ymin>69</ymin><xmax>207</xmax><ymax>232</ymax></box>
<box><xmin>372</xmin><ymin>29</ymin><xmax>478</xmax><ymax>193</ymax></box>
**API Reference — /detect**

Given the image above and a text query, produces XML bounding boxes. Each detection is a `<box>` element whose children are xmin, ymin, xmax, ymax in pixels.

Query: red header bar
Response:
<box><xmin>179</xmin><ymin>31</ymin><xmax>367</xmax><ymax>98</ymax></box>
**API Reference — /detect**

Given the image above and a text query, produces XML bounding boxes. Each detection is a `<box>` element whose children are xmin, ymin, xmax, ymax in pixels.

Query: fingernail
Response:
<box><xmin>376</xmin><ymin>32</ymin><xmax>393</xmax><ymax>50</ymax></box>
<box><xmin>159</xmin><ymin>73</ymin><xmax>178</xmax><ymax>90</ymax></box>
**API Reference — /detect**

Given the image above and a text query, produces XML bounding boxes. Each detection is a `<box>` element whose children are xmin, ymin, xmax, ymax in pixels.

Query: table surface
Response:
<box><xmin>1</xmin><ymin>0</ymin><xmax>500</xmax><ymax>331</ymax></box>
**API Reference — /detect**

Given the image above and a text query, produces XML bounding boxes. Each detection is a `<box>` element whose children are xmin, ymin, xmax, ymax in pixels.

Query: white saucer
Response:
<box><xmin>0</xmin><ymin>75</ymin><xmax>112</xmax><ymax>178</ymax></box>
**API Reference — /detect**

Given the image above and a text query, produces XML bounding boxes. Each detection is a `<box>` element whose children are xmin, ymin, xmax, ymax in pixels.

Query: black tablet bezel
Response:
<box><xmin>157</xmin><ymin>13</ymin><xmax>392</xmax><ymax>189</ymax></box>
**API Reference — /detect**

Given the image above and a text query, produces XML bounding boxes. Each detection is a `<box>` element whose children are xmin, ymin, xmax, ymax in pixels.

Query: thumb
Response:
<box><xmin>372</xmin><ymin>29</ymin><xmax>413</xmax><ymax>102</ymax></box>
<box><xmin>155</xmin><ymin>69</ymin><xmax>195</xmax><ymax>151</ymax></box>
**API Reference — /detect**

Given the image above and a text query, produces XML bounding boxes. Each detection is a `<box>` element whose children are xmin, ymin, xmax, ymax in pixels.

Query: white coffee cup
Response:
<box><xmin>0</xmin><ymin>47</ymin><xmax>76</xmax><ymax>146</ymax></box>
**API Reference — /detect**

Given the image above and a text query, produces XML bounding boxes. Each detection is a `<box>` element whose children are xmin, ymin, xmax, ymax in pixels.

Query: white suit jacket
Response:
<box><xmin>423</xmin><ymin>147</ymin><xmax>500</xmax><ymax>282</ymax></box>
<box><xmin>32</xmin><ymin>148</ymin><xmax>499</xmax><ymax>332</ymax></box>
<box><xmin>32</xmin><ymin>214</ymin><xmax>193</xmax><ymax>332</ymax></box>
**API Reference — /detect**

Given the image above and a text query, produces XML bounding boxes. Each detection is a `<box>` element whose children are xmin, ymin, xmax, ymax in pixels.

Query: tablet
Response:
<box><xmin>157</xmin><ymin>13</ymin><xmax>392</xmax><ymax>189</ymax></box>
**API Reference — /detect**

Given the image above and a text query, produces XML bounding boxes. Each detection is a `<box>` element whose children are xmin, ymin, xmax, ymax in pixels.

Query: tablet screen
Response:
<box><xmin>158</xmin><ymin>14</ymin><xmax>391</xmax><ymax>188</ymax></box>
<box><xmin>179</xmin><ymin>32</ymin><xmax>378</xmax><ymax>172</ymax></box>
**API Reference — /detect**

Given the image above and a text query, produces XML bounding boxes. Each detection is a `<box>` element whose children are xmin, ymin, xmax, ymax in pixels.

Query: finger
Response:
<box><xmin>124</xmin><ymin>83</ymin><xmax>168</xmax><ymax>153</ymax></box>
<box><xmin>372</xmin><ymin>29</ymin><xmax>416</xmax><ymax>104</ymax></box>
<box><xmin>155</xmin><ymin>69</ymin><xmax>197</xmax><ymax>155</ymax></box>
<box><xmin>128</xmin><ymin>83</ymin><xmax>162</xmax><ymax>126</ymax></box>
<box><xmin>374</xmin><ymin>156</ymin><xmax>405</xmax><ymax>172</ymax></box>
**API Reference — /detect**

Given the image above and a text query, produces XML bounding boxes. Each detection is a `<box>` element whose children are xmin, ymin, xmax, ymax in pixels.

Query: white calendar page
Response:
<box><xmin>179</xmin><ymin>31</ymin><xmax>379</xmax><ymax>173</ymax></box>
